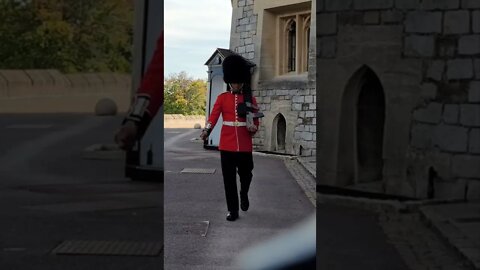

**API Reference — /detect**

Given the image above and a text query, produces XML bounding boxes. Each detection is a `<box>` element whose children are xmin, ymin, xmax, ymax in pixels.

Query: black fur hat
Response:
<box><xmin>222</xmin><ymin>54</ymin><xmax>251</xmax><ymax>84</ymax></box>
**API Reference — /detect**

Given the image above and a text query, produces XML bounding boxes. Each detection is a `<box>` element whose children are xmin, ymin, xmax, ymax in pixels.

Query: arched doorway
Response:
<box><xmin>338</xmin><ymin>66</ymin><xmax>385</xmax><ymax>185</ymax></box>
<box><xmin>272</xmin><ymin>113</ymin><xmax>287</xmax><ymax>152</ymax></box>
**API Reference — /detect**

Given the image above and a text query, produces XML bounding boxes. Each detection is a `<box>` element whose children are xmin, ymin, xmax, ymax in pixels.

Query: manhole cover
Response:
<box><xmin>171</xmin><ymin>221</ymin><xmax>210</xmax><ymax>236</ymax></box>
<box><xmin>52</xmin><ymin>240</ymin><xmax>162</xmax><ymax>256</ymax></box>
<box><xmin>180</xmin><ymin>168</ymin><xmax>216</xmax><ymax>174</ymax></box>
<box><xmin>6</xmin><ymin>124</ymin><xmax>53</xmax><ymax>129</ymax></box>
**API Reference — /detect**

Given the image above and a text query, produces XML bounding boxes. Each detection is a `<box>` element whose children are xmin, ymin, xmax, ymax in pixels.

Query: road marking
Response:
<box><xmin>6</xmin><ymin>124</ymin><xmax>53</xmax><ymax>129</ymax></box>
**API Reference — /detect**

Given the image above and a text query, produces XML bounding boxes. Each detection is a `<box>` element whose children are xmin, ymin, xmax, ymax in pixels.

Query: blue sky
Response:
<box><xmin>165</xmin><ymin>0</ymin><xmax>232</xmax><ymax>80</ymax></box>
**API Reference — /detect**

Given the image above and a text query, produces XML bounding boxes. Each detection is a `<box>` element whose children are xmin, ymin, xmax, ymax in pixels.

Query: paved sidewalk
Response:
<box><xmin>293</xmin><ymin>154</ymin><xmax>479</xmax><ymax>269</ymax></box>
<box><xmin>420</xmin><ymin>202</ymin><xmax>480</xmax><ymax>269</ymax></box>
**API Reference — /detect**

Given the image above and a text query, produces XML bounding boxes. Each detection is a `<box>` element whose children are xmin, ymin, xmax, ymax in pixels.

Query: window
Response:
<box><xmin>287</xmin><ymin>20</ymin><xmax>296</xmax><ymax>72</ymax></box>
<box><xmin>278</xmin><ymin>12</ymin><xmax>310</xmax><ymax>75</ymax></box>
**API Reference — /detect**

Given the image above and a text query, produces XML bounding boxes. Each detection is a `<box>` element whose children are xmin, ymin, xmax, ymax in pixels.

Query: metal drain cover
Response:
<box><xmin>170</xmin><ymin>221</ymin><xmax>210</xmax><ymax>237</ymax></box>
<box><xmin>180</xmin><ymin>168</ymin><xmax>216</xmax><ymax>174</ymax></box>
<box><xmin>52</xmin><ymin>240</ymin><xmax>162</xmax><ymax>256</ymax></box>
<box><xmin>455</xmin><ymin>217</ymin><xmax>480</xmax><ymax>223</ymax></box>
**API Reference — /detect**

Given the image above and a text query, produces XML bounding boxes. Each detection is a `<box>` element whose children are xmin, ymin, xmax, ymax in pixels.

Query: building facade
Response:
<box><xmin>316</xmin><ymin>0</ymin><xmax>480</xmax><ymax>200</ymax></box>
<box><xmin>229</xmin><ymin>0</ymin><xmax>317</xmax><ymax>157</ymax></box>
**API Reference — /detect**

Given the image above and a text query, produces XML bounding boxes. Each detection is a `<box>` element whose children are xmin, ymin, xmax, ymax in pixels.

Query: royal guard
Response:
<box><xmin>115</xmin><ymin>32</ymin><xmax>163</xmax><ymax>150</ymax></box>
<box><xmin>200</xmin><ymin>54</ymin><xmax>264</xmax><ymax>221</ymax></box>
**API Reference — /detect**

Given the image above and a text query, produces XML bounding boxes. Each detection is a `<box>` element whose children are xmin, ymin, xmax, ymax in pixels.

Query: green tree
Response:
<box><xmin>164</xmin><ymin>72</ymin><xmax>207</xmax><ymax>115</ymax></box>
<box><xmin>0</xmin><ymin>0</ymin><xmax>133</xmax><ymax>72</ymax></box>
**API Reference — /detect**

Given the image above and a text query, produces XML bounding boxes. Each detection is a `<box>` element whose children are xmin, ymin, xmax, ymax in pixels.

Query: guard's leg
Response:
<box><xmin>237</xmin><ymin>152</ymin><xmax>253</xmax><ymax>211</ymax></box>
<box><xmin>220</xmin><ymin>151</ymin><xmax>240</xmax><ymax>217</ymax></box>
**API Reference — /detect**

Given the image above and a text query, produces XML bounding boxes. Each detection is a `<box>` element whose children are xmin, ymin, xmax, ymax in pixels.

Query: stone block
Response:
<box><xmin>404</xmin><ymin>35</ymin><xmax>435</xmax><ymax>57</ymax></box>
<box><xmin>353</xmin><ymin>0</ymin><xmax>394</xmax><ymax>10</ymax></box>
<box><xmin>469</xmin><ymin>128</ymin><xmax>480</xmax><ymax>153</ymax></box>
<box><xmin>447</xmin><ymin>59</ymin><xmax>474</xmax><ymax>80</ymax></box>
<box><xmin>411</xmin><ymin>123</ymin><xmax>434</xmax><ymax>149</ymax></box>
<box><xmin>246</xmin><ymin>44</ymin><xmax>254</xmax><ymax>52</ymax></box>
<box><xmin>325</xmin><ymin>0</ymin><xmax>352</xmax><ymax>11</ymax></box>
<box><xmin>452</xmin><ymin>155</ymin><xmax>480</xmax><ymax>178</ymax></box>
<box><xmin>433</xmin><ymin>124</ymin><xmax>468</xmax><ymax>152</ymax></box>
<box><xmin>413</xmin><ymin>102</ymin><xmax>443</xmax><ymax>123</ymax></box>
<box><xmin>246</xmin><ymin>0</ymin><xmax>253</xmax><ymax>5</ymax></box>
<box><xmin>293</xmin><ymin>96</ymin><xmax>305</xmax><ymax>103</ymax></box>
<box><xmin>239</xmin><ymin>17</ymin><xmax>249</xmax><ymax>25</ymax></box>
<box><xmin>462</xmin><ymin>0</ymin><xmax>480</xmax><ymax>8</ymax></box>
<box><xmin>237</xmin><ymin>25</ymin><xmax>246</xmax><ymax>32</ymax></box>
<box><xmin>237</xmin><ymin>46</ymin><xmax>246</xmax><ymax>54</ymax></box>
<box><xmin>306</xmin><ymin>111</ymin><xmax>315</xmax><ymax>117</ymax></box>
<box><xmin>474</xmin><ymin>11</ymin><xmax>480</xmax><ymax>33</ymax></box>
<box><xmin>238</xmin><ymin>0</ymin><xmax>246</xmax><ymax>7</ymax></box>
<box><xmin>427</xmin><ymin>60</ymin><xmax>445</xmax><ymax>81</ymax></box>
<box><xmin>458</xmin><ymin>35</ymin><xmax>480</xmax><ymax>55</ymax></box>
<box><xmin>466</xmin><ymin>180</ymin><xmax>480</xmax><ymax>201</ymax></box>
<box><xmin>435</xmin><ymin>179</ymin><xmax>467</xmax><ymax>200</ymax></box>
<box><xmin>364</xmin><ymin>11</ymin><xmax>380</xmax><ymax>24</ymax></box>
<box><xmin>421</xmin><ymin>0</ymin><xmax>459</xmax><ymax>10</ymax></box>
<box><xmin>460</xmin><ymin>104</ymin><xmax>480</xmax><ymax>127</ymax></box>
<box><xmin>405</xmin><ymin>11</ymin><xmax>442</xmax><ymax>33</ymax></box>
<box><xmin>318</xmin><ymin>37</ymin><xmax>336</xmax><ymax>58</ymax></box>
<box><xmin>395</xmin><ymin>0</ymin><xmax>420</xmax><ymax>9</ymax></box>
<box><xmin>317</xmin><ymin>14</ymin><xmax>337</xmax><ymax>35</ymax></box>
<box><xmin>421</xmin><ymin>83</ymin><xmax>438</xmax><ymax>99</ymax></box>
<box><xmin>468</xmin><ymin>81</ymin><xmax>480</xmax><ymax>103</ymax></box>
<box><xmin>443</xmin><ymin>104</ymin><xmax>459</xmax><ymax>124</ymax></box>
<box><xmin>302</xmin><ymin>132</ymin><xmax>314</xmax><ymax>141</ymax></box>
<box><xmin>244</xmin><ymin>37</ymin><xmax>253</xmax><ymax>45</ymax></box>
<box><xmin>437</xmin><ymin>37</ymin><xmax>457</xmax><ymax>57</ymax></box>
<box><xmin>444</xmin><ymin>11</ymin><xmax>470</xmax><ymax>34</ymax></box>
<box><xmin>381</xmin><ymin>10</ymin><xmax>404</xmax><ymax>23</ymax></box>
<box><xmin>250</xmin><ymin>15</ymin><xmax>257</xmax><ymax>24</ymax></box>
<box><xmin>305</xmin><ymin>95</ymin><xmax>314</xmax><ymax>103</ymax></box>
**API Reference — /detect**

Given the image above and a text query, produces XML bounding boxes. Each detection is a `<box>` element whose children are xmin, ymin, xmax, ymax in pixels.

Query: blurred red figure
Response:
<box><xmin>115</xmin><ymin>33</ymin><xmax>163</xmax><ymax>150</ymax></box>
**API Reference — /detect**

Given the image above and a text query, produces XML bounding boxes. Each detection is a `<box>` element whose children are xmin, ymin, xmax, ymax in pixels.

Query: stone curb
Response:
<box><xmin>296</xmin><ymin>157</ymin><xmax>316</xmax><ymax>178</ymax></box>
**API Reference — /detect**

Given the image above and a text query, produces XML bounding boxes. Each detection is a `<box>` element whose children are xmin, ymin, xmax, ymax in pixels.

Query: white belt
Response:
<box><xmin>223</xmin><ymin>121</ymin><xmax>247</xmax><ymax>126</ymax></box>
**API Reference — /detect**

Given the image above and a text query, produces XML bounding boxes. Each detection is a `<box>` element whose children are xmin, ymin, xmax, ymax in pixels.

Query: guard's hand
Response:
<box><xmin>247</xmin><ymin>125</ymin><xmax>258</xmax><ymax>133</ymax></box>
<box><xmin>200</xmin><ymin>130</ymin><xmax>209</xmax><ymax>141</ymax></box>
<box><xmin>115</xmin><ymin>121</ymin><xmax>138</xmax><ymax>151</ymax></box>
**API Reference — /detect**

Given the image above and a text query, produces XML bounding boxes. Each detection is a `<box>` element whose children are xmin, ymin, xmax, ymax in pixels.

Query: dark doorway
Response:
<box><xmin>273</xmin><ymin>113</ymin><xmax>286</xmax><ymax>152</ymax></box>
<box><xmin>356</xmin><ymin>70</ymin><xmax>385</xmax><ymax>183</ymax></box>
<box><xmin>338</xmin><ymin>66</ymin><xmax>385</xmax><ymax>186</ymax></box>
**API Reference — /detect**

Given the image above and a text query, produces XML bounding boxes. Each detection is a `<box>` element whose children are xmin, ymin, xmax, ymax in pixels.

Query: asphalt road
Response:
<box><xmin>0</xmin><ymin>113</ymin><xmax>163</xmax><ymax>270</ymax></box>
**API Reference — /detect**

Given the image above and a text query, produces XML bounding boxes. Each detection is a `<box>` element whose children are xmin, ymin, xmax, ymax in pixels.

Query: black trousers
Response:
<box><xmin>220</xmin><ymin>151</ymin><xmax>254</xmax><ymax>213</ymax></box>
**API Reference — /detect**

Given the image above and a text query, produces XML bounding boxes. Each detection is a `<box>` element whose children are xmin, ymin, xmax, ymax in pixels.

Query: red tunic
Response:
<box><xmin>207</xmin><ymin>91</ymin><xmax>259</xmax><ymax>152</ymax></box>
<box><xmin>135</xmin><ymin>32</ymin><xmax>164</xmax><ymax>118</ymax></box>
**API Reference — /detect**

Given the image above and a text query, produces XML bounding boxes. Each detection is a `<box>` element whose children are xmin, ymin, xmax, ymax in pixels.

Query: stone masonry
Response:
<box><xmin>231</xmin><ymin>0</ymin><xmax>316</xmax><ymax>157</ymax></box>
<box><xmin>317</xmin><ymin>0</ymin><xmax>479</xmax><ymax>199</ymax></box>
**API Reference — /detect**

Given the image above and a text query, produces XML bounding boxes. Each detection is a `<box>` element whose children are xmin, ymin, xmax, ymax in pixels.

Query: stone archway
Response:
<box><xmin>337</xmin><ymin>66</ymin><xmax>385</xmax><ymax>186</ymax></box>
<box><xmin>272</xmin><ymin>113</ymin><xmax>287</xmax><ymax>152</ymax></box>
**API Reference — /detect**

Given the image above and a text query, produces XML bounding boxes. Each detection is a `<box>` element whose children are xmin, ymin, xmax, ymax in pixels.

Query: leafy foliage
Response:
<box><xmin>164</xmin><ymin>72</ymin><xmax>207</xmax><ymax>115</ymax></box>
<box><xmin>0</xmin><ymin>0</ymin><xmax>133</xmax><ymax>72</ymax></box>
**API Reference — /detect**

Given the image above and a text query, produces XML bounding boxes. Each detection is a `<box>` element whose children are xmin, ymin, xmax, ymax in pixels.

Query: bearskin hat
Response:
<box><xmin>222</xmin><ymin>54</ymin><xmax>251</xmax><ymax>84</ymax></box>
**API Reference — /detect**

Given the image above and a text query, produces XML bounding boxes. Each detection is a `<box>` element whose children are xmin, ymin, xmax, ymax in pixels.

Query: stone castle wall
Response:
<box><xmin>317</xmin><ymin>0</ymin><xmax>480</xmax><ymax>199</ymax></box>
<box><xmin>231</xmin><ymin>0</ymin><xmax>317</xmax><ymax>156</ymax></box>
